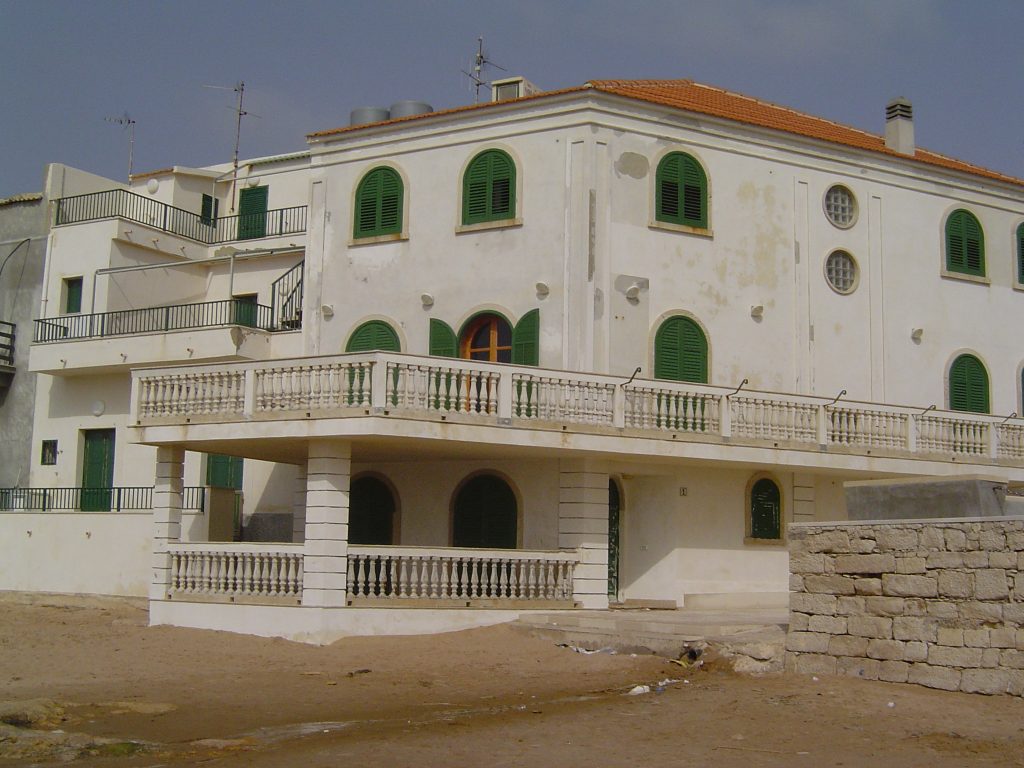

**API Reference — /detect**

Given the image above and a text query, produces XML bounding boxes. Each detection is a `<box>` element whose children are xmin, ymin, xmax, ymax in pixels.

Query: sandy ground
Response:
<box><xmin>2</xmin><ymin>593</ymin><xmax>1024</xmax><ymax>767</ymax></box>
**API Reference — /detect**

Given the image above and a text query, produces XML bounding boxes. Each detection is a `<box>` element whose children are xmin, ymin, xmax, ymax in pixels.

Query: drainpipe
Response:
<box><xmin>0</xmin><ymin>238</ymin><xmax>30</xmax><ymax>322</ymax></box>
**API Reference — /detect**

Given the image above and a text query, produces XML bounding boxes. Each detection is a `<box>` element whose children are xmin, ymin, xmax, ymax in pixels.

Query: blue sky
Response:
<box><xmin>2</xmin><ymin>1</ymin><xmax>1023</xmax><ymax>198</ymax></box>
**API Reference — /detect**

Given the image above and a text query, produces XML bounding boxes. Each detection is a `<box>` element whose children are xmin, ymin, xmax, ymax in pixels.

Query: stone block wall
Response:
<box><xmin>787</xmin><ymin>517</ymin><xmax>1024</xmax><ymax>695</ymax></box>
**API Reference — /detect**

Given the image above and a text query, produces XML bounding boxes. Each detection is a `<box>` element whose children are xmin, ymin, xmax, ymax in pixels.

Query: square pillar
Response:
<box><xmin>301</xmin><ymin>439</ymin><xmax>351</xmax><ymax>608</ymax></box>
<box><xmin>150</xmin><ymin>446</ymin><xmax>185</xmax><ymax>600</ymax></box>
<box><xmin>291</xmin><ymin>464</ymin><xmax>307</xmax><ymax>543</ymax></box>
<box><xmin>559</xmin><ymin>459</ymin><xmax>610</xmax><ymax>609</ymax></box>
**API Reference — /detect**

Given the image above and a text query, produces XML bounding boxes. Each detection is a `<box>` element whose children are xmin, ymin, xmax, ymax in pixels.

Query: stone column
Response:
<box><xmin>291</xmin><ymin>464</ymin><xmax>307</xmax><ymax>544</ymax></box>
<box><xmin>301</xmin><ymin>439</ymin><xmax>351</xmax><ymax>608</ymax></box>
<box><xmin>559</xmin><ymin>459</ymin><xmax>610</xmax><ymax>609</ymax></box>
<box><xmin>150</xmin><ymin>446</ymin><xmax>185</xmax><ymax>600</ymax></box>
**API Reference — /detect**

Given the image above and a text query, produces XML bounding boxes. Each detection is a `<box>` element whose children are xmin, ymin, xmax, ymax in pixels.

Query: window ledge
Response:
<box><xmin>1013</xmin><ymin>282</ymin><xmax>1024</xmax><ymax>293</ymax></box>
<box><xmin>940</xmin><ymin>268</ymin><xmax>989</xmax><ymax>285</ymax></box>
<box><xmin>648</xmin><ymin>220</ymin><xmax>713</xmax><ymax>238</ymax></box>
<box><xmin>349</xmin><ymin>233</ymin><xmax>407</xmax><ymax>247</ymax></box>
<box><xmin>455</xmin><ymin>218</ymin><xmax>522</xmax><ymax>235</ymax></box>
<box><xmin>744</xmin><ymin>536</ymin><xmax>786</xmax><ymax>547</ymax></box>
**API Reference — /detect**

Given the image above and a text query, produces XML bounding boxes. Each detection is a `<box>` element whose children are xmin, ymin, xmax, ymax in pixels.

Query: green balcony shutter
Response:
<box><xmin>949</xmin><ymin>354</ymin><xmax>989</xmax><ymax>414</ymax></box>
<box><xmin>681</xmin><ymin>155</ymin><xmax>707</xmax><ymax>228</ymax></box>
<box><xmin>238</xmin><ymin>186</ymin><xmax>268</xmax><ymax>240</ymax></box>
<box><xmin>462</xmin><ymin>150</ymin><xmax>515</xmax><ymax>225</ymax></box>
<box><xmin>656</xmin><ymin>152</ymin><xmax>706</xmax><ymax>228</ymax></box>
<box><xmin>656</xmin><ymin>154</ymin><xmax>681</xmax><ymax>222</ymax></box>
<box><xmin>511</xmin><ymin>308</ymin><xmax>539</xmax><ymax>366</ymax></box>
<box><xmin>946</xmin><ymin>210</ymin><xmax>985</xmax><ymax>277</ymax></box>
<box><xmin>655</xmin><ymin>316</ymin><xmax>708</xmax><ymax>383</ymax></box>
<box><xmin>355</xmin><ymin>168</ymin><xmax>403</xmax><ymax>238</ymax></box>
<box><xmin>346</xmin><ymin>320</ymin><xmax>400</xmax><ymax>352</ymax></box>
<box><xmin>750</xmin><ymin>478</ymin><xmax>781</xmax><ymax>539</ymax></box>
<box><xmin>207</xmin><ymin>453</ymin><xmax>243</xmax><ymax>490</ymax></box>
<box><xmin>65</xmin><ymin>277</ymin><xmax>83</xmax><ymax>314</ymax></box>
<box><xmin>201</xmin><ymin>194</ymin><xmax>219</xmax><ymax>226</ymax></box>
<box><xmin>429</xmin><ymin>318</ymin><xmax>457</xmax><ymax>357</ymax></box>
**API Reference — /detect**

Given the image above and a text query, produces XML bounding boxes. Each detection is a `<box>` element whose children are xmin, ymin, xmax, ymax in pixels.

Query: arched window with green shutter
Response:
<box><xmin>656</xmin><ymin>152</ymin><xmax>707</xmax><ymax>228</ymax></box>
<box><xmin>945</xmin><ymin>209</ymin><xmax>985</xmax><ymax>277</ymax></box>
<box><xmin>1016</xmin><ymin>222</ymin><xmax>1024</xmax><ymax>284</ymax></box>
<box><xmin>462</xmin><ymin>150</ymin><xmax>516</xmax><ymax>225</ymax></box>
<box><xmin>949</xmin><ymin>353</ymin><xmax>990</xmax><ymax>413</ymax></box>
<box><xmin>346</xmin><ymin>320</ymin><xmax>401</xmax><ymax>352</ymax></box>
<box><xmin>749</xmin><ymin>477</ymin><xmax>782</xmax><ymax>540</ymax></box>
<box><xmin>354</xmin><ymin>167</ymin><xmax>403</xmax><ymax>238</ymax></box>
<box><xmin>654</xmin><ymin>315</ymin><xmax>709</xmax><ymax>383</ymax></box>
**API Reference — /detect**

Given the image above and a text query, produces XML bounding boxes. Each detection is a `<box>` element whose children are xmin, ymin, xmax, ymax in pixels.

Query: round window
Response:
<box><xmin>824</xmin><ymin>185</ymin><xmax>857</xmax><ymax>228</ymax></box>
<box><xmin>825</xmin><ymin>250</ymin><xmax>858</xmax><ymax>294</ymax></box>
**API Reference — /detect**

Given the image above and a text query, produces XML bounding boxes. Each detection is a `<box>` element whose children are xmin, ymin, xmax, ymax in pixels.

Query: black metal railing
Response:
<box><xmin>0</xmin><ymin>485</ymin><xmax>206</xmax><ymax>512</ymax></box>
<box><xmin>54</xmin><ymin>188</ymin><xmax>307</xmax><ymax>244</ymax></box>
<box><xmin>0</xmin><ymin>321</ymin><xmax>13</xmax><ymax>366</ymax></box>
<box><xmin>33</xmin><ymin>299</ymin><xmax>275</xmax><ymax>343</ymax></box>
<box><xmin>271</xmin><ymin>261</ymin><xmax>304</xmax><ymax>331</ymax></box>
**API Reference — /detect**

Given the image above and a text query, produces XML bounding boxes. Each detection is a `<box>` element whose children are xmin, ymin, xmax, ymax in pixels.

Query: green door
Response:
<box><xmin>232</xmin><ymin>294</ymin><xmax>258</xmax><ymax>328</ymax></box>
<box><xmin>81</xmin><ymin>429</ymin><xmax>115</xmax><ymax>511</ymax></box>
<box><xmin>608</xmin><ymin>479</ymin><xmax>621</xmax><ymax>600</ymax></box>
<box><xmin>206</xmin><ymin>453</ymin><xmax>243</xmax><ymax>489</ymax></box>
<box><xmin>238</xmin><ymin>186</ymin><xmax>268</xmax><ymax>240</ymax></box>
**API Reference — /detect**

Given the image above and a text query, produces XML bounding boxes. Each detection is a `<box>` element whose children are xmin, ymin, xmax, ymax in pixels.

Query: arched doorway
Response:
<box><xmin>349</xmin><ymin>476</ymin><xmax>396</xmax><ymax>545</ymax></box>
<box><xmin>608</xmin><ymin>478</ymin><xmax>622</xmax><ymax>601</ymax></box>
<box><xmin>452</xmin><ymin>474</ymin><xmax>517</xmax><ymax>549</ymax></box>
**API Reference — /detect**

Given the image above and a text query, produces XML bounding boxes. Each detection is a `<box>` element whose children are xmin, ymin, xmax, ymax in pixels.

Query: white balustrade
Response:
<box><xmin>827</xmin><ymin>406</ymin><xmax>908</xmax><ymax>450</ymax></box>
<box><xmin>512</xmin><ymin>374</ymin><xmax>615</xmax><ymax>424</ymax></box>
<box><xmin>623</xmin><ymin>386</ymin><xmax>720</xmax><ymax>433</ymax></box>
<box><xmin>347</xmin><ymin>546</ymin><xmax>577</xmax><ymax>603</ymax></box>
<box><xmin>167</xmin><ymin>543</ymin><xmax>303</xmax><ymax>602</ymax></box>
<box><xmin>131</xmin><ymin>351</ymin><xmax>1024</xmax><ymax>468</ymax></box>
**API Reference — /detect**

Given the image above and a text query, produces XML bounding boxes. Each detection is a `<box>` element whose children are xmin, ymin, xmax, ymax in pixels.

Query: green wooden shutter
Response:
<box><xmin>946</xmin><ymin>210</ymin><xmax>985</xmax><ymax>277</ymax></box>
<box><xmin>655</xmin><ymin>316</ymin><xmax>708</xmax><ymax>383</ymax></box>
<box><xmin>656</xmin><ymin>154</ymin><xmax>681</xmax><ymax>222</ymax></box>
<box><xmin>201</xmin><ymin>194</ymin><xmax>218</xmax><ymax>226</ymax></box>
<box><xmin>346</xmin><ymin>320</ymin><xmax>400</xmax><ymax>352</ymax></box>
<box><xmin>429</xmin><ymin>319</ymin><xmax>457</xmax><ymax>357</ymax></box>
<box><xmin>511</xmin><ymin>308</ymin><xmax>539</xmax><ymax>366</ymax></box>
<box><xmin>462</xmin><ymin>150</ymin><xmax>515</xmax><ymax>224</ymax></box>
<box><xmin>681</xmin><ymin>155</ymin><xmax>707</xmax><ymax>227</ymax></box>
<box><xmin>238</xmin><ymin>186</ymin><xmax>268</xmax><ymax>240</ymax></box>
<box><xmin>65</xmin><ymin>277</ymin><xmax>83</xmax><ymax>314</ymax></box>
<box><xmin>656</xmin><ymin>153</ymin><xmax>706</xmax><ymax>227</ymax></box>
<box><xmin>207</xmin><ymin>453</ymin><xmax>243</xmax><ymax>490</ymax></box>
<box><xmin>750</xmin><ymin>478</ymin><xmax>781</xmax><ymax>539</ymax></box>
<box><xmin>949</xmin><ymin>354</ymin><xmax>989</xmax><ymax>414</ymax></box>
<box><xmin>1017</xmin><ymin>223</ymin><xmax>1024</xmax><ymax>284</ymax></box>
<box><xmin>355</xmin><ymin>168</ymin><xmax>403</xmax><ymax>238</ymax></box>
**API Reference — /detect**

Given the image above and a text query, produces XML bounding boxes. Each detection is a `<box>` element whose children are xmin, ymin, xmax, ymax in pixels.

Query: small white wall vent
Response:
<box><xmin>491</xmin><ymin>76</ymin><xmax>541</xmax><ymax>103</ymax></box>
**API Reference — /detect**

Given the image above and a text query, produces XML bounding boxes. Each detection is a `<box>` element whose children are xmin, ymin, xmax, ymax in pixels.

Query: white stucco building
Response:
<box><xmin>4</xmin><ymin>79</ymin><xmax>1024</xmax><ymax>641</ymax></box>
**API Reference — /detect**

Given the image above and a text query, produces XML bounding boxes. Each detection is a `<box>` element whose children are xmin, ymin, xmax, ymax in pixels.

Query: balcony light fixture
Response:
<box><xmin>625</xmin><ymin>283</ymin><xmax>641</xmax><ymax>301</ymax></box>
<box><xmin>91</xmin><ymin>400</ymin><xmax>105</xmax><ymax>417</ymax></box>
<box><xmin>146</xmin><ymin>179</ymin><xmax>159</xmax><ymax>194</ymax></box>
<box><xmin>420</xmin><ymin>293</ymin><xmax>434</xmax><ymax>308</ymax></box>
<box><xmin>321</xmin><ymin>304</ymin><xmax>335</xmax><ymax>318</ymax></box>
<box><xmin>911</xmin><ymin>328</ymin><xmax>923</xmax><ymax>342</ymax></box>
<box><xmin>247</xmin><ymin>176</ymin><xmax>261</xmax><ymax>187</ymax></box>
<box><xmin>750</xmin><ymin>305</ymin><xmax>764</xmax><ymax>319</ymax></box>
<box><xmin>535</xmin><ymin>282</ymin><xmax>550</xmax><ymax>299</ymax></box>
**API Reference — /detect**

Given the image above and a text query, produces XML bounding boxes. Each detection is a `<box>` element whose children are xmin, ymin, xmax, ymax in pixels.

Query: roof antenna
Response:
<box><xmin>105</xmin><ymin>112</ymin><xmax>136</xmax><ymax>182</ymax></box>
<box><xmin>461</xmin><ymin>36</ymin><xmax>506</xmax><ymax>104</ymax></box>
<box><xmin>203</xmin><ymin>81</ymin><xmax>260</xmax><ymax>212</ymax></box>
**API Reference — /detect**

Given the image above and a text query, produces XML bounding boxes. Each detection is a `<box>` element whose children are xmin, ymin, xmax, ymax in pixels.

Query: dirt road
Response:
<box><xmin>2</xmin><ymin>593</ymin><xmax>1023</xmax><ymax>766</ymax></box>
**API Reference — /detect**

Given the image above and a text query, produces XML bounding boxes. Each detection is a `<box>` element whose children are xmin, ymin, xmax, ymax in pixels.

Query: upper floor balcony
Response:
<box><xmin>128</xmin><ymin>351</ymin><xmax>1024</xmax><ymax>477</ymax></box>
<box><xmin>54</xmin><ymin>188</ymin><xmax>307</xmax><ymax>245</ymax></box>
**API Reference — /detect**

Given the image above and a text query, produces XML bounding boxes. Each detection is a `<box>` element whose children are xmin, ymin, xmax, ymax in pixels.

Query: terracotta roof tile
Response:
<box><xmin>309</xmin><ymin>78</ymin><xmax>1022</xmax><ymax>188</ymax></box>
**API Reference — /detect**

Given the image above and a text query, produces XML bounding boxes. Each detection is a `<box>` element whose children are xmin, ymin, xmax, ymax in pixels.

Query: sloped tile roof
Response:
<box><xmin>310</xmin><ymin>79</ymin><xmax>1023</xmax><ymax>189</ymax></box>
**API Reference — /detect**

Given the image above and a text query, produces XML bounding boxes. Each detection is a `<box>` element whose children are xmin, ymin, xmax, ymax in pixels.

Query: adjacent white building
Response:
<box><xmin>4</xmin><ymin>78</ymin><xmax>1024</xmax><ymax>641</ymax></box>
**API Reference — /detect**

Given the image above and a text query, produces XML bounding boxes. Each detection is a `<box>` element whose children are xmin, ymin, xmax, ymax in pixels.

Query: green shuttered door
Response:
<box><xmin>81</xmin><ymin>429</ymin><xmax>115</xmax><ymax>512</ymax></box>
<box><xmin>654</xmin><ymin>316</ymin><xmax>708</xmax><ymax>383</ymax></box>
<box><xmin>750</xmin><ymin>478</ymin><xmax>781</xmax><ymax>539</ymax></box>
<box><xmin>346</xmin><ymin>321</ymin><xmax>400</xmax><ymax>352</ymax></box>
<box><xmin>429</xmin><ymin>319</ymin><xmax>457</xmax><ymax>357</ymax></box>
<box><xmin>238</xmin><ymin>186</ymin><xmax>268</xmax><ymax>240</ymax></box>
<box><xmin>511</xmin><ymin>308</ymin><xmax>539</xmax><ymax>366</ymax></box>
<box><xmin>949</xmin><ymin>354</ymin><xmax>989</xmax><ymax>414</ymax></box>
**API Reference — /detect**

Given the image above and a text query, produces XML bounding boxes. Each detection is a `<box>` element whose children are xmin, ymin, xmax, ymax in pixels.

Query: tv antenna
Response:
<box><xmin>203</xmin><ymin>81</ymin><xmax>260</xmax><ymax>212</ymax></box>
<box><xmin>105</xmin><ymin>112</ymin><xmax>136</xmax><ymax>181</ymax></box>
<box><xmin>461</xmin><ymin>37</ymin><xmax>506</xmax><ymax>103</ymax></box>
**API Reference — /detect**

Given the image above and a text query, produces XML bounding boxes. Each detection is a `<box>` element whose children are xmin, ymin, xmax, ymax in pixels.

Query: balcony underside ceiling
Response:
<box><xmin>128</xmin><ymin>415</ymin><xmax>1013</xmax><ymax>480</ymax></box>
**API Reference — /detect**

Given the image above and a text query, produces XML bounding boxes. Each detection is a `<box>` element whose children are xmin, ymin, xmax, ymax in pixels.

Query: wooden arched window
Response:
<box><xmin>452</xmin><ymin>474</ymin><xmax>517</xmax><ymax>549</ymax></box>
<box><xmin>949</xmin><ymin>354</ymin><xmax>990</xmax><ymax>414</ymax></box>
<box><xmin>354</xmin><ymin>167</ymin><xmax>403</xmax><ymax>238</ymax></box>
<box><xmin>656</xmin><ymin>152</ymin><xmax>707</xmax><ymax>228</ymax></box>
<box><xmin>654</xmin><ymin>315</ymin><xmax>708</xmax><ymax>383</ymax></box>
<box><xmin>749</xmin><ymin>477</ymin><xmax>782</xmax><ymax>540</ymax></box>
<box><xmin>460</xmin><ymin>313</ymin><xmax>513</xmax><ymax>363</ymax></box>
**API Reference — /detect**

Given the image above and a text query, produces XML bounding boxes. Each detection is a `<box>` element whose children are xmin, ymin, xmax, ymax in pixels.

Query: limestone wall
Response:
<box><xmin>787</xmin><ymin>517</ymin><xmax>1024</xmax><ymax>695</ymax></box>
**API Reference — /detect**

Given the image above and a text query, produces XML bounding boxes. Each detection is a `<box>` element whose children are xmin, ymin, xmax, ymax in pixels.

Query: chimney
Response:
<box><xmin>885</xmin><ymin>97</ymin><xmax>914</xmax><ymax>155</ymax></box>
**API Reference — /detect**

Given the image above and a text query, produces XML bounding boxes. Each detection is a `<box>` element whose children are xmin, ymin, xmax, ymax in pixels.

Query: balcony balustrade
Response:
<box><xmin>33</xmin><ymin>299</ymin><xmax>276</xmax><ymax>343</ymax></box>
<box><xmin>0</xmin><ymin>486</ymin><xmax>207</xmax><ymax>512</ymax></box>
<box><xmin>0</xmin><ymin>321</ymin><xmax>13</xmax><ymax>366</ymax></box>
<box><xmin>131</xmin><ymin>351</ymin><xmax>1024</xmax><ymax>468</ymax></box>
<box><xmin>54</xmin><ymin>188</ymin><xmax>306</xmax><ymax>244</ymax></box>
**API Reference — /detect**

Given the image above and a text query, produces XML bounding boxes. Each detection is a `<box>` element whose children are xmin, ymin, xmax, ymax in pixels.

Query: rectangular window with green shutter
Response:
<box><xmin>238</xmin><ymin>186</ymin><xmax>268</xmax><ymax>240</ymax></box>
